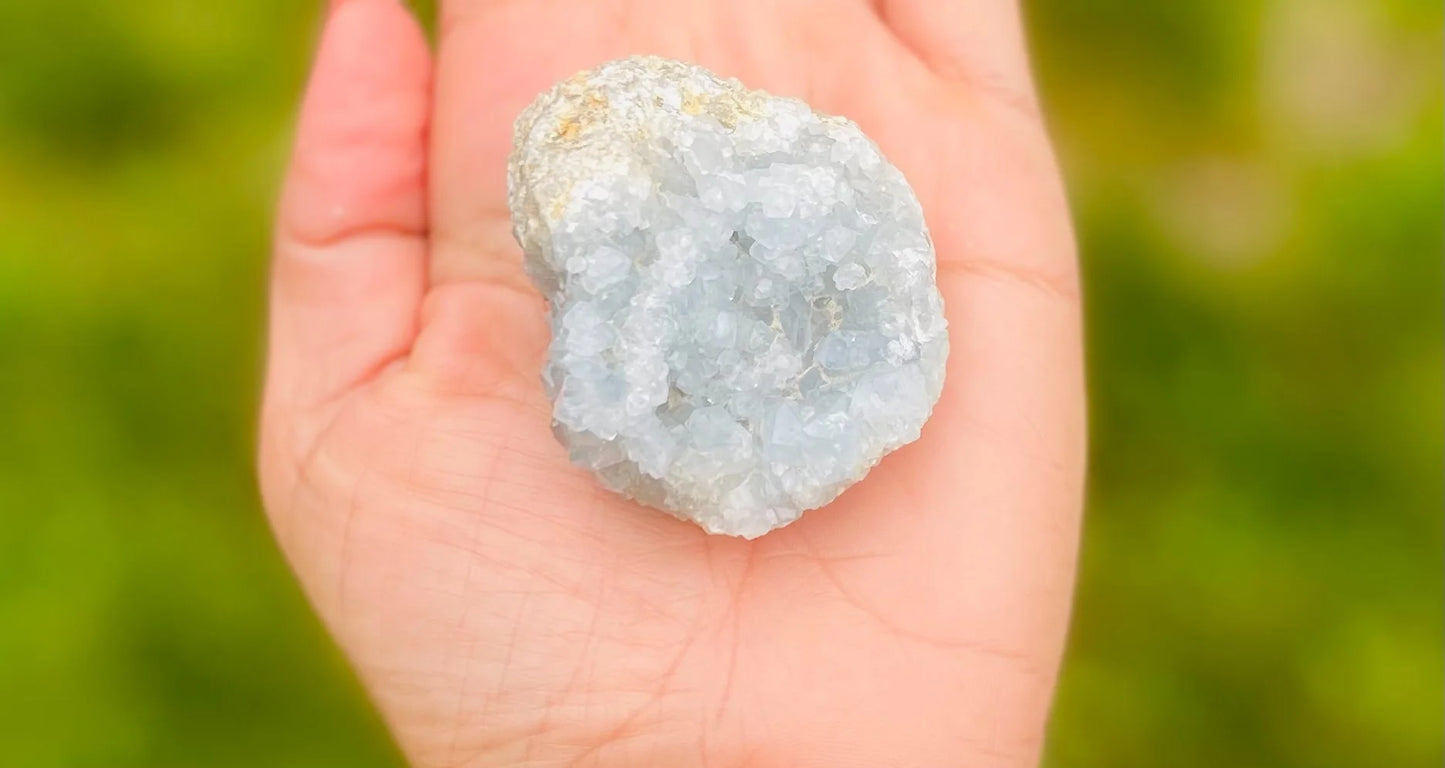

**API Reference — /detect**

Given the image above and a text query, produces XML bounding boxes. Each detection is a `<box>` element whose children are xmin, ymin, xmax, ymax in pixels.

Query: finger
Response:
<box><xmin>875</xmin><ymin>0</ymin><xmax>1040</xmax><ymax>116</ymax></box>
<box><xmin>428</xmin><ymin>0</ymin><xmax>641</xmax><ymax>288</ymax></box>
<box><xmin>267</xmin><ymin>0</ymin><xmax>433</xmax><ymax>413</ymax></box>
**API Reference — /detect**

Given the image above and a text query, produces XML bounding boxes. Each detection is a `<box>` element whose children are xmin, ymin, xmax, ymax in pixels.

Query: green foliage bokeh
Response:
<box><xmin>0</xmin><ymin>1</ymin><xmax>1438</xmax><ymax>766</ymax></box>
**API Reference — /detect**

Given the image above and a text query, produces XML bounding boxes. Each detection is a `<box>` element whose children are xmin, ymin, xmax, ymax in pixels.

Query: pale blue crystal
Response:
<box><xmin>508</xmin><ymin>56</ymin><xmax>949</xmax><ymax>538</ymax></box>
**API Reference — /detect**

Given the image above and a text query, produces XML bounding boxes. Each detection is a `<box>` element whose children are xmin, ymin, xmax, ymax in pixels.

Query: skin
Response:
<box><xmin>258</xmin><ymin>0</ymin><xmax>1085</xmax><ymax>766</ymax></box>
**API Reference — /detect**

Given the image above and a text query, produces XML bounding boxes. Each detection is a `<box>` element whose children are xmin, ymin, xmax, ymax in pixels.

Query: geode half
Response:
<box><xmin>507</xmin><ymin>56</ymin><xmax>948</xmax><ymax>538</ymax></box>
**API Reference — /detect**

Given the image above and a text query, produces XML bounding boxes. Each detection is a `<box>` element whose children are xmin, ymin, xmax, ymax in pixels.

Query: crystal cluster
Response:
<box><xmin>507</xmin><ymin>56</ymin><xmax>948</xmax><ymax>538</ymax></box>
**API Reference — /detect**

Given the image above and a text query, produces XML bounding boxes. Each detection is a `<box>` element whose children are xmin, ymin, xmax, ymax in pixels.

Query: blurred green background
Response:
<box><xmin>0</xmin><ymin>0</ymin><xmax>1438</xmax><ymax>765</ymax></box>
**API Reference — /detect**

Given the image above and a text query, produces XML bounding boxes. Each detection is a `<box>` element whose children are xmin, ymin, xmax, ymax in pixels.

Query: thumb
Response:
<box><xmin>265</xmin><ymin>0</ymin><xmax>432</xmax><ymax>441</ymax></box>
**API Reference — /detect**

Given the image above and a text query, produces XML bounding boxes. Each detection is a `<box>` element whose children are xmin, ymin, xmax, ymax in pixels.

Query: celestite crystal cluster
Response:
<box><xmin>507</xmin><ymin>56</ymin><xmax>948</xmax><ymax>538</ymax></box>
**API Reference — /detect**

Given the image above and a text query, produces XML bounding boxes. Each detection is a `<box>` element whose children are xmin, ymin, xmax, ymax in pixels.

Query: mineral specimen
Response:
<box><xmin>507</xmin><ymin>56</ymin><xmax>948</xmax><ymax>538</ymax></box>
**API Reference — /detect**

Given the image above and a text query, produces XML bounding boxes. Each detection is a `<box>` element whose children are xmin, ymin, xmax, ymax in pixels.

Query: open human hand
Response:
<box><xmin>258</xmin><ymin>1</ymin><xmax>1084</xmax><ymax>765</ymax></box>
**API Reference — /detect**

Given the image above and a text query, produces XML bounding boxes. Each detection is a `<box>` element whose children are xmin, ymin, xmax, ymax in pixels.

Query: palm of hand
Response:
<box><xmin>260</xmin><ymin>1</ymin><xmax>1084</xmax><ymax>766</ymax></box>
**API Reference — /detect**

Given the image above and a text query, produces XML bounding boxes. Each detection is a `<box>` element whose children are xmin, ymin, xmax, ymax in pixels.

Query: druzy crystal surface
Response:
<box><xmin>507</xmin><ymin>56</ymin><xmax>948</xmax><ymax>538</ymax></box>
